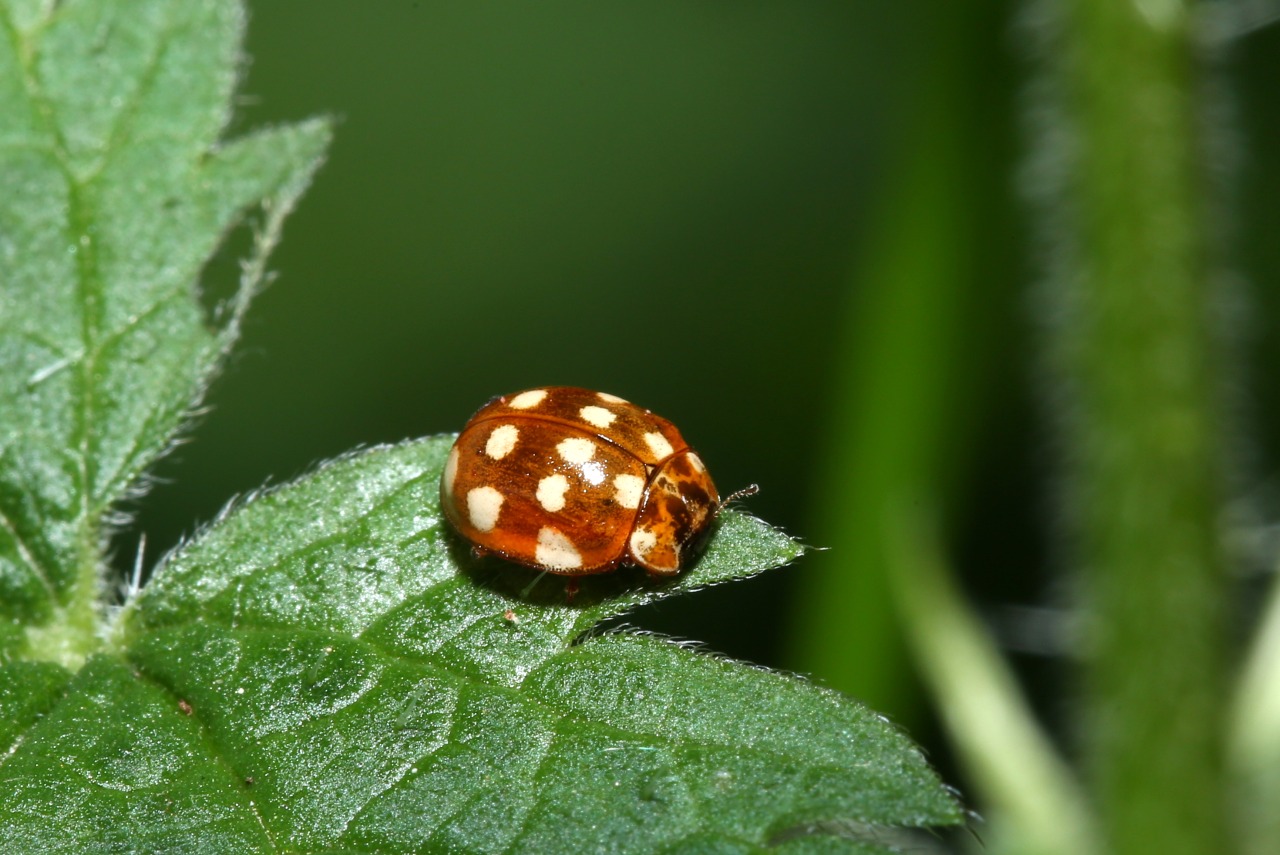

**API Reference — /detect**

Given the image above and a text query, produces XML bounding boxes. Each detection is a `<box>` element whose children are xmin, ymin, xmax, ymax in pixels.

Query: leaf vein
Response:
<box><xmin>147</xmin><ymin>466</ymin><xmax>439</xmax><ymax>620</ymax></box>
<box><xmin>0</xmin><ymin>494</ymin><xmax>58</xmax><ymax>603</ymax></box>
<box><xmin>498</xmin><ymin>725</ymin><xmax>565</xmax><ymax>855</ymax></box>
<box><xmin>125</xmin><ymin>665</ymin><xmax>285</xmax><ymax>853</ymax></box>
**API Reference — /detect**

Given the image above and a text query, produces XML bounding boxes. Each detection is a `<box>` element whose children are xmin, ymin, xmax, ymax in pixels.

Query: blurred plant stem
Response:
<box><xmin>888</xmin><ymin>503</ymin><xmax>1099</xmax><ymax>855</ymax></box>
<box><xmin>1231</xmin><ymin>556</ymin><xmax>1280</xmax><ymax>855</ymax></box>
<box><xmin>792</xmin><ymin>0</ymin><xmax>1243</xmax><ymax>851</ymax></box>
<box><xmin>783</xmin><ymin>2</ymin><xmax>1002</xmax><ymax>719</ymax></box>
<box><xmin>1052</xmin><ymin>0</ymin><xmax>1231</xmax><ymax>852</ymax></box>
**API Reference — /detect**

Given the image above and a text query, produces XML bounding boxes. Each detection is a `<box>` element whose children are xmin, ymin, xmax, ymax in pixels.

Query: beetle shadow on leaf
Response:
<box><xmin>444</xmin><ymin>528</ymin><xmax>680</xmax><ymax>611</ymax></box>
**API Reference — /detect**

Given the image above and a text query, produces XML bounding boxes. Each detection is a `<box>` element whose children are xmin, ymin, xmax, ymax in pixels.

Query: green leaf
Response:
<box><xmin>63</xmin><ymin>437</ymin><xmax>952</xmax><ymax>853</ymax></box>
<box><xmin>1</xmin><ymin>656</ymin><xmax>275</xmax><ymax>852</ymax></box>
<box><xmin>1</xmin><ymin>440</ymin><xmax>961</xmax><ymax>852</ymax></box>
<box><xmin>0</xmin><ymin>1</ymin><xmax>962</xmax><ymax>850</ymax></box>
<box><xmin>0</xmin><ymin>0</ymin><xmax>330</xmax><ymax>666</ymax></box>
<box><xmin>0</xmin><ymin>660</ymin><xmax>72</xmax><ymax>753</ymax></box>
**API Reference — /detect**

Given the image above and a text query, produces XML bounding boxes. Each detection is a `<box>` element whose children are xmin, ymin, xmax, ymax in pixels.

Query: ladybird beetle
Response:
<box><xmin>440</xmin><ymin>387</ymin><xmax>726</xmax><ymax>576</ymax></box>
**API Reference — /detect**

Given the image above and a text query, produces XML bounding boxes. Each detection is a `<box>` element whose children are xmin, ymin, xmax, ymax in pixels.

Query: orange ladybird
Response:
<box><xmin>440</xmin><ymin>387</ymin><xmax>723</xmax><ymax>576</ymax></box>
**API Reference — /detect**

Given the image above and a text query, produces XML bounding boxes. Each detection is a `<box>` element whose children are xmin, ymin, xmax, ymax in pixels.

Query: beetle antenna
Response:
<box><xmin>716</xmin><ymin>484</ymin><xmax>759</xmax><ymax>516</ymax></box>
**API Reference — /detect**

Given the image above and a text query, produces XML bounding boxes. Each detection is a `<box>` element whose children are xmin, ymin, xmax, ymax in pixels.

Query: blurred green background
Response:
<box><xmin>122</xmin><ymin>0</ymin><xmax>1280</xmax><ymax>800</ymax></box>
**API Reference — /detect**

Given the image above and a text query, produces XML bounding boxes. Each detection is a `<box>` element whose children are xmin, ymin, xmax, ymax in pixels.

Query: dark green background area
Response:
<box><xmin>121</xmin><ymin>0</ymin><xmax>1280</xmax><ymax>784</ymax></box>
<box><xmin>129</xmin><ymin>0</ymin><xmax>912</xmax><ymax>658</ymax></box>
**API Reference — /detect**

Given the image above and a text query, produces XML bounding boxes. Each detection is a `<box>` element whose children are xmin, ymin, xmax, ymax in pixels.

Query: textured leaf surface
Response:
<box><xmin>114</xmin><ymin>438</ymin><xmax>959</xmax><ymax>853</ymax></box>
<box><xmin>0</xmin><ymin>438</ymin><xmax>963</xmax><ymax>852</ymax></box>
<box><xmin>0</xmin><ymin>0</ymin><xmax>329</xmax><ymax>662</ymax></box>
<box><xmin>0</xmin><ymin>0</ymin><xmax>963</xmax><ymax>850</ymax></box>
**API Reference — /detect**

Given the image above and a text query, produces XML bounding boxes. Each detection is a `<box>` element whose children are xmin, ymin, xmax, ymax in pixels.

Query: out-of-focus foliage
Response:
<box><xmin>0</xmin><ymin>1</ymin><xmax>969</xmax><ymax>850</ymax></box>
<box><xmin>0</xmin><ymin>0</ymin><xmax>329</xmax><ymax>665</ymax></box>
<box><xmin>5</xmin><ymin>0</ymin><xmax>1276</xmax><ymax>852</ymax></box>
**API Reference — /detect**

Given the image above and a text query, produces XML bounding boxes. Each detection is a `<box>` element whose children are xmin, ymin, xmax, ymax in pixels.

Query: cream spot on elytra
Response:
<box><xmin>596</xmin><ymin>391</ymin><xmax>627</xmax><ymax>404</ymax></box>
<box><xmin>686</xmin><ymin>452</ymin><xmax>705</xmax><ymax>473</ymax></box>
<box><xmin>579</xmin><ymin>405</ymin><xmax>616</xmax><ymax>429</ymax></box>
<box><xmin>536</xmin><ymin>527</ymin><xmax>582</xmax><ymax>570</ymax></box>
<box><xmin>508</xmin><ymin>389</ymin><xmax>548</xmax><ymax>409</ymax></box>
<box><xmin>556</xmin><ymin>437</ymin><xmax>596</xmax><ymax>464</ymax></box>
<box><xmin>443</xmin><ymin>447</ymin><xmax>460</xmax><ymax>494</ymax></box>
<box><xmin>580</xmin><ymin>460</ymin><xmax>606</xmax><ymax>486</ymax></box>
<box><xmin>613</xmin><ymin>473</ymin><xmax>644</xmax><ymax>509</ymax></box>
<box><xmin>536</xmin><ymin>474</ymin><xmax>570</xmax><ymax>512</ymax></box>
<box><xmin>485</xmin><ymin>424</ymin><xmax>519</xmax><ymax>459</ymax></box>
<box><xmin>644</xmin><ymin>432</ymin><xmax>675</xmax><ymax>461</ymax></box>
<box><xmin>466</xmin><ymin>486</ymin><xmax>504</xmax><ymax>532</ymax></box>
<box><xmin>629</xmin><ymin>527</ymin><xmax>658</xmax><ymax>559</ymax></box>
